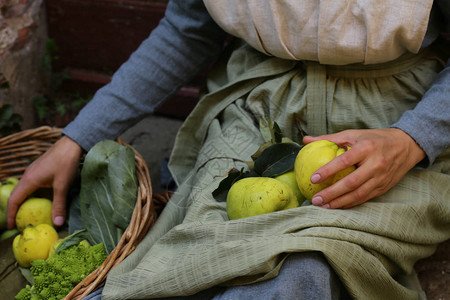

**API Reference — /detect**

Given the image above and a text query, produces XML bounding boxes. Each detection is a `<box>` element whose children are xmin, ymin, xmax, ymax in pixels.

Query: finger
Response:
<box><xmin>312</xmin><ymin>165</ymin><xmax>371</xmax><ymax>206</ymax></box>
<box><xmin>311</xmin><ymin>149</ymin><xmax>362</xmax><ymax>185</ymax></box>
<box><xmin>51</xmin><ymin>185</ymin><xmax>68</xmax><ymax>227</ymax></box>
<box><xmin>324</xmin><ymin>177</ymin><xmax>378</xmax><ymax>209</ymax></box>
<box><xmin>7</xmin><ymin>178</ymin><xmax>38</xmax><ymax>229</ymax></box>
<box><xmin>303</xmin><ymin>135</ymin><xmax>322</xmax><ymax>144</ymax></box>
<box><xmin>303</xmin><ymin>131</ymin><xmax>353</xmax><ymax>146</ymax></box>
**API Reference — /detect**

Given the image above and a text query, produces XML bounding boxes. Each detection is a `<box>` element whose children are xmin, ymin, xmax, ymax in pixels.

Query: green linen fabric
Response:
<box><xmin>101</xmin><ymin>41</ymin><xmax>450</xmax><ymax>299</ymax></box>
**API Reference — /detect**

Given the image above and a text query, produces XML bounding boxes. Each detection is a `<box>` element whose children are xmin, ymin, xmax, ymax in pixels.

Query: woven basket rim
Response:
<box><xmin>0</xmin><ymin>126</ymin><xmax>169</xmax><ymax>299</ymax></box>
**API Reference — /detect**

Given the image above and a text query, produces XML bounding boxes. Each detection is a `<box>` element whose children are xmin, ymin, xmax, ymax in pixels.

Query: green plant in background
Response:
<box><xmin>33</xmin><ymin>39</ymin><xmax>92</xmax><ymax>124</ymax></box>
<box><xmin>0</xmin><ymin>104</ymin><xmax>23</xmax><ymax>137</ymax></box>
<box><xmin>71</xmin><ymin>92</ymin><xmax>93</xmax><ymax>109</ymax></box>
<box><xmin>0</xmin><ymin>81</ymin><xmax>10</xmax><ymax>90</ymax></box>
<box><xmin>33</xmin><ymin>38</ymin><xmax>69</xmax><ymax>121</ymax></box>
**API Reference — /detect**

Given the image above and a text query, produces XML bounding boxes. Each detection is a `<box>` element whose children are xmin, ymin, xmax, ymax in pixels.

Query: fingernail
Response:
<box><xmin>311</xmin><ymin>173</ymin><xmax>321</xmax><ymax>184</ymax></box>
<box><xmin>312</xmin><ymin>196</ymin><xmax>323</xmax><ymax>206</ymax></box>
<box><xmin>54</xmin><ymin>216</ymin><xmax>64</xmax><ymax>226</ymax></box>
<box><xmin>321</xmin><ymin>204</ymin><xmax>330</xmax><ymax>209</ymax></box>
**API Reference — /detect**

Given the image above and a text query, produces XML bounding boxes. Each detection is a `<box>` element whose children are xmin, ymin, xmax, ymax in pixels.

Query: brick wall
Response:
<box><xmin>45</xmin><ymin>0</ymin><xmax>205</xmax><ymax>119</ymax></box>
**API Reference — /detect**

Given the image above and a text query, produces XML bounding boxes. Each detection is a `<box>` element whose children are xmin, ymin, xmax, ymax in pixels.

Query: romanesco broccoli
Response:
<box><xmin>15</xmin><ymin>242</ymin><xmax>107</xmax><ymax>300</ymax></box>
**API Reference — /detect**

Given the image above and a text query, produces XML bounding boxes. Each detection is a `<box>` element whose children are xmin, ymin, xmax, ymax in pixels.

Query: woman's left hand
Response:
<box><xmin>303</xmin><ymin>128</ymin><xmax>426</xmax><ymax>209</ymax></box>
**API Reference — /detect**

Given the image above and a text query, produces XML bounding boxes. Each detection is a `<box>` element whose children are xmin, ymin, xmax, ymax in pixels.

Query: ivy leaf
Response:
<box><xmin>253</xmin><ymin>142</ymin><xmax>302</xmax><ymax>177</ymax></box>
<box><xmin>212</xmin><ymin>168</ymin><xmax>258</xmax><ymax>202</ymax></box>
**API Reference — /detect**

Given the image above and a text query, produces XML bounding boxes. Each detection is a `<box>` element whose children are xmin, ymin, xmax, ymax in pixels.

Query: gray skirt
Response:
<box><xmin>101</xmin><ymin>41</ymin><xmax>450</xmax><ymax>300</ymax></box>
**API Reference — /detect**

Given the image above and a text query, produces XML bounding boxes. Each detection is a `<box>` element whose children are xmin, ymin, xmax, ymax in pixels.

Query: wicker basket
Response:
<box><xmin>0</xmin><ymin>126</ymin><xmax>170</xmax><ymax>299</ymax></box>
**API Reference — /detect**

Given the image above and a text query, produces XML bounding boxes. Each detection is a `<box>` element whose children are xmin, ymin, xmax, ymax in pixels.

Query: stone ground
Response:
<box><xmin>0</xmin><ymin>114</ymin><xmax>448</xmax><ymax>299</ymax></box>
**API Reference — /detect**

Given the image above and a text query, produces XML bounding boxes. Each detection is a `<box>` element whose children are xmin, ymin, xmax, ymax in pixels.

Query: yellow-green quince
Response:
<box><xmin>0</xmin><ymin>177</ymin><xmax>19</xmax><ymax>229</ymax></box>
<box><xmin>12</xmin><ymin>224</ymin><xmax>59</xmax><ymax>267</ymax></box>
<box><xmin>274</xmin><ymin>170</ymin><xmax>306</xmax><ymax>203</ymax></box>
<box><xmin>16</xmin><ymin>197</ymin><xmax>53</xmax><ymax>231</ymax></box>
<box><xmin>226</xmin><ymin>177</ymin><xmax>299</xmax><ymax>220</ymax></box>
<box><xmin>294</xmin><ymin>140</ymin><xmax>355</xmax><ymax>200</ymax></box>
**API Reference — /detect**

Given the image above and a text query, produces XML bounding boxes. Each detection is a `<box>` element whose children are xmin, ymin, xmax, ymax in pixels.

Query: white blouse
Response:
<box><xmin>203</xmin><ymin>0</ymin><xmax>434</xmax><ymax>65</ymax></box>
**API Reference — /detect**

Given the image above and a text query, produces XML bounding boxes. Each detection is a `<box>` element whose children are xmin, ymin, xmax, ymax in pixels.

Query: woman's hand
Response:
<box><xmin>7</xmin><ymin>136</ymin><xmax>83</xmax><ymax>229</ymax></box>
<box><xmin>303</xmin><ymin>128</ymin><xmax>426</xmax><ymax>209</ymax></box>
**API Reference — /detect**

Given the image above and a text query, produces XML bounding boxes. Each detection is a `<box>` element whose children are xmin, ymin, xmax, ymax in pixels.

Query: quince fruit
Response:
<box><xmin>0</xmin><ymin>209</ymin><xmax>6</xmax><ymax>230</ymax></box>
<box><xmin>12</xmin><ymin>224</ymin><xmax>59</xmax><ymax>267</ymax></box>
<box><xmin>48</xmin><ymin>238</ymin><xmax>64</xmax><ymax>257</ymax></box>
<box><xmin>274</xmin><ymin>170</ymin><xmax>306</xmax><ymax>203</ymax></box>
<box><xmin>226</xmin><ymin>177</ymin><xmax>299</xmax><ymax>220</ymax></box>
<box><xmin>294</xmin><ymin>140</ymin><xmax>355</xmax><ymax>200</ymax></box>
<box><xmin>0</xmin><ymin>177</ymin><xmax>18</xmax><ymax>229</ymax></box>
<box><xmin>0</xmin><ymin>177</ymin><xmax>19</xmax><ymax>210</ymax></box>
<box><xmin>16</xmin><ymin>197</ymin><xmax>53</xmax><ymax>231</ymax></box>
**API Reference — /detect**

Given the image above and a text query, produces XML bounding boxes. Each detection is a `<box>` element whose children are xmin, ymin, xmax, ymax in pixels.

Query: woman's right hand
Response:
<box><xmin>7</xmin><ymin>136</ymin><xmax>83</xmax><ymax>229</ymax></box>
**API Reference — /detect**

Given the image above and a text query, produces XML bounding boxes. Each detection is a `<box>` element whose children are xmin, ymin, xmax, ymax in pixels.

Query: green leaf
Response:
<box><xmin>273</xmin><ymin>122</ymin><xmax>283</xmax><ymax>143</ymax></box>
<box><xmin>19</xmin><ymin>267</ymin><xmax>34</xmax><ymax>285</ymax></box>
<box><xmin>212</xmin><ymin>168</ymin><xmax>258</xmax><ymax>202</ymax></box>
<box><xmin>253</xmin><ymin>142</ymin><xmax>302</xmax><ymax>177</ymax></box>
<box><xmin>258</xmin><ymin>116</ymin><xmax>284</xmax><ymax>144</ymax></box>
<box><xmin>33</xmin><ymin>96</ymin><xmax>49</xmax><ymax>120</ymax></box>
<box><xmin>0</xmin><ymin>81</ymin><xmax>9</xmax><ymax>90</ymax></box>
<box><xmin>0</xmin><ymin>104</ymin><xmax>22</xmax><ymax>136</ymax></box>
<box><xmin>72</xmin><ymin>94</ymin><xmax>93</xmax><ymax>107</ymax></box>
<box><xmin>54</xmin><ymin>229</ymin><xmax>92</xmax><ymax>255</ymax></box>
<box><xmin>79</xmin><ymin>140</ymin><xmax>138</xmax><ymax>253</ymax></box>
<box><xmin>9</xmin><ymin>113</ymin><xmax>23</xmax><ymax>124</ymax></box>
<box><xmin>250</xmin><ymin>141</ymin><xmax>273</xmax><ymax>162</ymax></box>
<box><xmin>56</xmin><ymin>102</ymin><xmax>66</xmax><ymax>116</ymax></box>
<box><xmin>0</xmin><ymin>104</ymin><xmax>13</xmax><ymax>124</ymax></box>
<box><xmin>295</xmin><ymin>116</ymin><xmax>306</xmax><ymax>145</ymax></box>
<box><xmin>259</xmin><ymin>116</ymin><xmax>274</xmax><ymax>143</ymax></box>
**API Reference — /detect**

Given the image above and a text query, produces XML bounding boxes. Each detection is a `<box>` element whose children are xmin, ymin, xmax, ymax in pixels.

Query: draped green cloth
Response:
<box><xmin>102</xmin><ymin>41</ymin><xmax>450</xmax><ymax>299</ymax></box>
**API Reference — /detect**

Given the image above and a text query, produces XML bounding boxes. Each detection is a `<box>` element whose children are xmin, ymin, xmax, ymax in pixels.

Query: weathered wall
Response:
<box><xmin>0</xmin><ymin>0</ymin><xmax>48</xmax><ymax>130</ymax></box>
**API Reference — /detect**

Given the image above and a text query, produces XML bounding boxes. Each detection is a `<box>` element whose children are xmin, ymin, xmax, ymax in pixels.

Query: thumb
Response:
<box><xmin>52</xmin><ymin>187</ymin><xmax>67</xmax><ymax>227</ymax></box>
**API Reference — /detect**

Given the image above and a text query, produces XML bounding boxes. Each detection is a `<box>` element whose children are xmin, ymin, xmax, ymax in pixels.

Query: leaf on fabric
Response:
<box><xmin>212</xmin><ymin>168</ymin><xmax>258</xmax><ymax>202</ymax></box>
<box><xmin>253</xmin><ymin>142</ymin><xmax>302</xmax><ymax>177</ymax></box>
<box><xmin>79</xmin><ymin>140</ymin><xmax>138</xmax><ymax>253</ymax></box>
<box><xmin>213</xmin><ymin>117</ymin><xmax>302</xmax><ymax>202</ymax></box>
<box><xmin>250</xmin><ymin>141</ymin><xmax>273</xmax><ymax>161</ymax></box>
<box><xmin>251</xmin><ymin>117</ymin><xmax>294</xmax><ymax>162</ymax></box>
<box><xmin>259</xmin><ymin>116</ymin><xmax>274</xmax><ymax>143</ymax></box>
<box><xmin>272</xmin><ymin>122</ymin><xmax>283</xmax><ymax>143</ymax></box>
